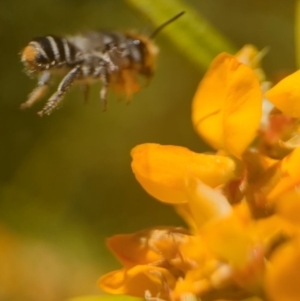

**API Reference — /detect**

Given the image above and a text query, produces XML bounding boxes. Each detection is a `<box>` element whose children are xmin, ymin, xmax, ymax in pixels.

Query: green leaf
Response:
<box><xmin>67</xmin><ymin>295</ymin><xmax>143</xmax><ymax>301</ymax></box>
<box><xmin>125</xmin><ymin>0</ymin><xmax>236</xmax><ymax>70</ymax></box>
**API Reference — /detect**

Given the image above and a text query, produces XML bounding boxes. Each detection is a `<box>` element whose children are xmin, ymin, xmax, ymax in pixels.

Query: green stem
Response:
<box><xmin>125</xmin><ymin>0</ymin><xmax>236</xmax><ymax>70</ymax></box>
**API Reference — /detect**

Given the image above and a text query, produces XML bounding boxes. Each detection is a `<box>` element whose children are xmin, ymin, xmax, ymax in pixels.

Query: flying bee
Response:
<box><xmin>20</xmin><ymin>11</ymin><xmax>185</xmax><ymax>116</ymax></box>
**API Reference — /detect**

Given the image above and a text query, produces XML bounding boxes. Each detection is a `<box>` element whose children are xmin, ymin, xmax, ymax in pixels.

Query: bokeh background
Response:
<box><xmin>0</xmin><ymin>1</ymin><xmax>296</xmax><ymax>300</ymax></box>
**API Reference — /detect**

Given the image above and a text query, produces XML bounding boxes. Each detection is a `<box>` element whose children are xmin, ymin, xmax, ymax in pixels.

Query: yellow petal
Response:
<box><xmin>177</xmin><ymin>235</ymin><xmax>211</xmax><ymax>270</ymax></box>
<box><xmin>235</xmin><ymin>44</ymin><xmax>268</xmax><ymax>83</ymax></box>
<box><xmin>203</xmin><ymin>215</ymin><xmax>253</xmax><ymax>268</ymax></box>
<box><xmin>107</xmin><ymin>227</ymin><xmax>189</xmax><ymax>267</ymax></box>
<box><xmin>275</xmin><ymin>188</ymin><xmax>300</xmax><ymax>226</ymax></box>
<box><xmin>185</xmin><ymin>177</ymin><xmax>232</xmax><ymax>229</ymax></box>
<box><xmin>175</xmin><ymin>204</ymin><xmax>198</xmax><ymax>233</ymax></box>
<box><xmin>201</xmin><ymin>203</ymin><xmax>257</xmax><ymax>269</ymax></box>
<box><xmin>267</xmin><ymin>148</ymin><xmax>300</xmax><ymax>200</ymax></box>
<box><xmin>235</xmin><ymin>45</ymin><xmax>260</xmax><ymax>68</ymax></box>
<box><xmin>264</xmin><ymin>240</ymin><xmax>300</xmax><ymax>301</ymax></box>
<box><xmin>192</xmin><ymin>53</ymin><xmax>262</xmax><ymax>158</ymax></box>
<box><xmin>68</xmin><ymin>296</ymin><xmax>142</xmax><ymax>301</ymax></box>
<box><xmin>131</xmin><ymin>143</ymin><xmax>237</xmax><ymax>204</ymax></box>
<box><xmin>235</xmin><ymin>44</ymin><xmax>265</xmax><ymax>70</ymax></box>
<box><xmin>173</xmin><ymin>275</ymin><xmax>210</xmax><ymax>299</ymax></box>
<box><xmin>265</xmin><ymin>70</ymin><xmax>300</xmax><ymax>118</ymax></box>
<box><xmin>98</xmin><ymin>266</ymin><xmax>176</xmax><ymax>298</ymax></box>
<box><xmin>106</xmin><ymin>230</ymin><xmax>162</xmax><ymax>267</ymax></box>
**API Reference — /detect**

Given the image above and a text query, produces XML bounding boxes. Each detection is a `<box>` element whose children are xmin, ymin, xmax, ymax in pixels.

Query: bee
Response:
<box><xmin>20</xmin><ymin>12</ymin><xmax>184</xmax><ymax>116</ymax></box>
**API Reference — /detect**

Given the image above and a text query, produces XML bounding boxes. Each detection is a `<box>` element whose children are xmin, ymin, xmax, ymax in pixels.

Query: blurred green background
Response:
<box><xmin>0</xmin><ymin>0</ymin><xmax>296</xmax><ymax>300</ymax></box>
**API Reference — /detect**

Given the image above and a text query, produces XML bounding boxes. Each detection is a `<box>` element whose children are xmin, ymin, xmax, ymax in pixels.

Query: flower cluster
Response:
<box><xmin>98</xmin><ymin>46</ymin><xmax>300</xmax><ymax>301</ymax></box>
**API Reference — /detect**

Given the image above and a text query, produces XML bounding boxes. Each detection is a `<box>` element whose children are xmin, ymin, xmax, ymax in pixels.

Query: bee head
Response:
<box><xmin>137</xmin><ymin>36</ymin><xmax>159</xmax><ymax>78</ymax></box>
<box><xmin>129</xmin><ymin>11</ymin><xmax>184</xmax><ymax>78</ymax></box>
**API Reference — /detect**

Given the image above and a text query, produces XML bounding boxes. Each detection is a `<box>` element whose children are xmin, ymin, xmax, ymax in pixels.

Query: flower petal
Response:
<box><xmin>274</xmin><ymin>188</ymin><xmax>300</xmax><ymax>226</ymax></box>
<box><xmin>265</xmin><ymin>70</ymin><xmax>300</xmax><ymax>118</ymax></box>
<box><xmin>131</xmin><ymin>143</ymin><xmax>237</xmax><ymax>204</ymax></box>
<box><xmin>192</xmin><ymin>53</ymin><xmax>262</xmax><ymax>158</ymax></box>
<box><xmin>173</xmin><ymin>274</ymin><xmax>210</xmax><ymax>299</ymax></box>
<box><xmin>98</xmin><ymin>266</ymin><xmax>176</xmax><ymax>298</ymax></box>
<box><xmin>235</xmin><ymin>44</ymin><xmax>268</xmax><ymax>83</ymax></box>
<box><xmin>175</xmin><ymin>204</ymin><xmax>198</xmax><ymax>233</ymax></box>
<box><xmin>107</xmin><ymin>231</ymin><xmax>162</xmax><ymax>267</ymax></box>
<box><xmin>107</xmin><ymin>227</ymin><xmax>189</xmax><ymax>267</ymax></box>
<box><xmin>264</xmin><ymin>240</ymin><xmax>300</xmax><ymax>301</ymax></box>
<box><xmin>185</xmin><ymin>177</ymin><xmax>232</xmax><ymax>229</ymax></box>
<box><xmin>267</xmin><ymin>148</ymin><xmax>300</xmax><ymax>200</ymax></box>
<box><xmin>203</xmin><ymin>215</ymin><xmax>253</xmax><ymax>268</ymax></box>
<box><xmin>68</xmin><ymin>296</ymin><xmax>142</xmax><ymax>301</ymax></box>
<box><xmin>235</xmin><ymin>45</ymin><xmax>266</xmax><ymax>70</ymax></box>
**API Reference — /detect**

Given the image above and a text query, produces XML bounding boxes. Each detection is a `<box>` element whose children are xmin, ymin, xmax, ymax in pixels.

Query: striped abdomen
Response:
<box><xmin>21</xmin><ymin>35</ymin><xmax>80</xmax><ymax>72</ymax></box>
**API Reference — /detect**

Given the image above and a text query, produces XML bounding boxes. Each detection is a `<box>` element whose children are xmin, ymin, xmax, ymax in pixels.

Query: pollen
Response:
<box><xmin>21</xmin><ymin>45</ymin><xmax>38</xmax><ymax>64</ymax></box>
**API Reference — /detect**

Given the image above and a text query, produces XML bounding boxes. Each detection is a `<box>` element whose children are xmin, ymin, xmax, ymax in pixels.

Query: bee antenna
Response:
<box><xmin>149</xmin><ymin>11</ymin><xmax>185</xmax><ymax>39</ymax></box>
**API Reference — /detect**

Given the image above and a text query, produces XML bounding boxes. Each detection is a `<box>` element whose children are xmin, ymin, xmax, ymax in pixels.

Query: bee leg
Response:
<box><xmin>94</xmin><ymin>65</ymin><xmax>109</xmax><ymax>111</ymax></box>
<box><xmin>37</xmin><ymin>65</ymin><xmax>81</xmax><ymax>117</ymax></box>
<box><xmin>20</xmin><ymin>71</ymin><xmax>51</xmax><ymax>110</ymax></box>
<box><xmin>100</xmin><ymin>49</ymin><xmax>119</xmax><ymax>73</ymax></box>
<box><xmin>100</xmin><ymin>71</ymin><xmax>109</xmax><ymax>111</ymax></box>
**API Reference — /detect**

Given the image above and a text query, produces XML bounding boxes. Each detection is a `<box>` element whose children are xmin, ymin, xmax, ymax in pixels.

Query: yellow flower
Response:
<box><xmin>99</xmin><ymin>47</ymin><xmax>300</xmax><ymax>301</ymax></box>
<box><xmin>191</xmin><ymin>53</ymin><xmax>262</xmax><ymax>159</ymax></box>
<box><xmin>99</xmin><ymin>227</ymin><xmax>195</xmax><ymax>298</ymax></box>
